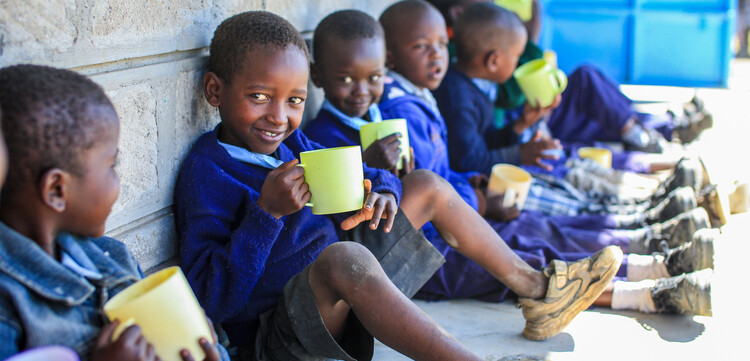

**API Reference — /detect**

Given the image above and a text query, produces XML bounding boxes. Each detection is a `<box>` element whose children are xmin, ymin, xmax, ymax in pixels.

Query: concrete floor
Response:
<box><xmin>372</xmin><ymin>59</ymin><xmax>750</xmax><ymax>360</ymax></box>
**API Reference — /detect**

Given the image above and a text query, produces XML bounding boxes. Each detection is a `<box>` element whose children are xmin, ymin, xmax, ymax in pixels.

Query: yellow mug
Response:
<box><xmin>298</xmin><ymin>146</ymin><xmax>365</xmax><ymax>215</ymax></box>
<box><xmin>495</xmin><ymin>0</ymin><xmax>533</xmax><ymax>21</ymax></box>
<box><xmin>487</xmin><ymin>164</ymin><xmax>533</xmax><ymax>210</ymax></box>
<box><xmin>103</xmin><ymin>267</ymin><xmax>212</xmax><ymax>361</ymax></box>
<box><xmin>360</xmin><ymin>119</ymin><xmax>410</xmax><ymax>170</ymax></box>
<box><xmin>514</xmin><ymin>59</ymin><xmax>567</xmax><ymax>108</ymax></box>
<box><xmin>577</xmin><ymin>147</ymin><xmax>612</xmax><ymax>169</ymax></box>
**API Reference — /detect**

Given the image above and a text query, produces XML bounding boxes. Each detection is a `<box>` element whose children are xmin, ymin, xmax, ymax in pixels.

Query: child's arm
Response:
<box><xmin>175</xmin><ymin>158</ymin><xmax>285</xmax><ymax>324</ymax></box>
<box><xmin>513</xmin><ymin>95</ymin><xmax>562</xmax><ymax>136</ymax></box>
<box><xmin>362</xmin><ymin>133</ymin><xmax>405</xmax><ymax>175</ymax></box>
<box><xmin>519</xmin><ymin>130</ymin><xmax>562</xmax><ymax>171</ymax></box>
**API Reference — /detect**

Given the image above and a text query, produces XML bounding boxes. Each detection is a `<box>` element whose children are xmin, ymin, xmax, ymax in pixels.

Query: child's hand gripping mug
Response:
<box><xmin>297</xmin><ymin>146</ymin><xmax>366</xmax><ymax>215</ymax></box>
<box><xmin>487</xmin><ymin>164</ymin><xmax>533</xmax><ymax>210</ymax></box>
<box><xmin>514</xmin><ymin>59</ymin><xmax>567</xmax><ymax>108</ymax></box>
<box><xmin>102</xmin><ymin>267</ymin><xmax>213</xmax><ymax>361</ymax></box>
<box><xmin>359</xmin><ymin>118</ymin><xmax>411</xmax><ymax>170</ymax></box>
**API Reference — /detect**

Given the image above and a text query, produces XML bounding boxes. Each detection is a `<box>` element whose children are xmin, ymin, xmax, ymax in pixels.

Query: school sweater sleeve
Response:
<box><xmin>445</xmin><ymin>103</ymin><xmax>522</xmax><ymax>174</ymax></box>
<box><xmin>174</xmin><ymin>152</ymin><xmax>284</xmax><ymax>323</ymax></box>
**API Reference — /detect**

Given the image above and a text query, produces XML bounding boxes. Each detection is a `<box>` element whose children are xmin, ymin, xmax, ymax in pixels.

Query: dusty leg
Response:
<box><xmin>309</xmin><ymin>242</ymin><xmax>482</xmax><ymax>361</ymax></box>
<box><xmin>398</xmin><ymin>170</ymin><xmax>548</xmax><ymax>299</ymax></box>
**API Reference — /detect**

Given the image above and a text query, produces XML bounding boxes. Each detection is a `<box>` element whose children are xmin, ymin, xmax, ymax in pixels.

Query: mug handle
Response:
<box><xmin>551</xmin><ymin>69</ymin><xmax>567</xmax><ymax>93</ymax></box>
<box><xmin>502</xmin><ymin>188</ymin><xmax>517</xmax><ymax>208</ymax></box>
<box><xmin>296</xmin><ymin>163</ymin><xmax>314</xmax><ymax>208</ymax></box>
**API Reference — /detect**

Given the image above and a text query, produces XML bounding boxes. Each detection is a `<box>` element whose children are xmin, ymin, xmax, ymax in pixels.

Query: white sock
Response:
<box><xmin>611</xmin><ymin>279</ymin><xmax>657</xmax><ymax>313</ymax></box>
<box><xmin>627</xmin><ymin>253</ymin><xmax>670</xmax><ymax>282</ymax></box>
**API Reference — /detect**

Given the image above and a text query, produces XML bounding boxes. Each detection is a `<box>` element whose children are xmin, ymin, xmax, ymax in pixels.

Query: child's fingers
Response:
<box><xmin>145</xmin><ymin>343</ymin><xmax>157</xmax><ymax>361</ymax></box>
<box><xmin>199</xmin><ymin>337</ymin><xmax>221</xmax><ymax>361</ymax></box>
<box><xmin>179</xmin><ymin>349</ymin><xmax>196</xmax><ymax>361</ymax></box>
<box><xmin>369</xmin><ymin>199</ymin><xmax>385</xmax><ymax>230</ymax></box>
<box><xmin>362</xmin><ymin>179</ymin><xmax>372</xmax><ymax>196</ymax></box>
<box><xmin>95</xmin><ymin>319</ymin><xmax>119</xmax><ymax>347</ymax></box>
<box><xmin>382</xmin><ymin>200</ymin><xmax>398</xmax><ymax>233</ymax></box>
<box><xmin>340</xmin><ymin>212</ymin><xmax>366</xmax><ymax>231</ymax></box>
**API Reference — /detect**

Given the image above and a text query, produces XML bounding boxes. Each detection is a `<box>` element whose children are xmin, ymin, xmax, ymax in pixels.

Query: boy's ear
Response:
<box><xmin>485</xmin><ymin>50</ymin><xmax>501</xmax><ymax>74</ymax></box>
<box><xmin>310</xmin><ymin>62</ymin><xmax>323</xmax><ymax>88</ymax></box>
<box><xmin>39</xmin><ymin>168</ymin><xmax>69</xmax><ymax>213</ymax></box>
<box><xmin>203</xmin><ymin>71</ymin><xmax>223</xmax><ymax>107</ymax></box>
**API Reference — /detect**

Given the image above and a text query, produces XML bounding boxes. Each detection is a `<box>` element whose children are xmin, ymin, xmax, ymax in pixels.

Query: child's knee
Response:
<box><xmin>312</xmin><ymin>242</ymin><xmax>382</xmax><ymax>288</ymax></box>
<box><xmin>402</xmin><ymin>169</ymin><xmax>452</xmax><ymax>199</ymax></box>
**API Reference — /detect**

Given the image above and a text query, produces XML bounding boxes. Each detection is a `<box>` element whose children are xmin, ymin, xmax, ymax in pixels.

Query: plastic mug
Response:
<box><xmin>298</xmin><ymin>146</ymin><xmax>365</xmax><ymax>215</ymax></box>
<box><xmin>494</xmin><ymin>0</ymin><xmax>532</xmax><ymax>21</ymax></box>
<box><xmin>360</xmin><ymin>119</ymin><xmax>410</xmax><ymax>170</ymax></box>
<box><xmin>577</xmin><ymin>147</ymin><xmax>612</xmax><ymax>169</ymax></box>
<box><xmin>487</xmin><ymin>164</ymin><xmax>533</xmax><ymax>210</ymax></box>
<box><xmin>514</xmin><ymin>59</ymin><xmax>567</xmax><ymax>108</ymax></box>
<box><xmin>543</xmin><ymin>50</ymin><xmax>558</xmax><ymax>68</ymax></box>
<box><xmin>103</xmin><ymin>267</ymin><xmax>212</xmax><ymax>361</ymax></box>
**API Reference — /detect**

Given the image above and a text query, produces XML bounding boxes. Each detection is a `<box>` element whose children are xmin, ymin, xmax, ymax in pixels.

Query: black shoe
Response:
<box><xmin>632</xmin><ymin>207</ymin><xmax>710</xmax><ymax>254</ymax></box>
<box><xmin>645</xmin><ymin>187</ymin><xmax>698</xmax><ymax>224</ymax></box>
<box><xmin>661</xmin><ymin>228</ymin><xmax>716</xmax><ymax>276</ymax></box>
<box><xmin>651</xmin><ymin>269</ymin><xmax>712</xmax><ymax>316</ymax></box>
<box><xmin>671</xmin><ymin>97</ymin><xmax>713</xmax><ymax>144</ymax></box>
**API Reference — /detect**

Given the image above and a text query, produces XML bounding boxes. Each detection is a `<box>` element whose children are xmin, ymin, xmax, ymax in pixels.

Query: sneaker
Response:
<box><xmin>649</xmin><ymin>157</ymin><xmax>705</xmax><ymax>204</ymax></box>
<box><xmin>625</xmin><ymin>128</ymin><xmax>667</xmax><ymax>153</ymax></box>
<box><xmin>671</xmin><ymin>96</ymin><xmax>714</xmax><ymax>144</ymax></box>
<box><xmin>645</xmin><ymin>187</ymin><xmax>698</xmax><ymax>224</ymax></box>
<box><xmin>698</xmin><ymin>185</ymin><xmax>729</xmax><ymax>228</ymax></box>
<box><xmin>518</xmin><ymin>245</ymin><xmax>623</xmax><ymax>340</ymax></box>
<box><xmin>630</xmin><ymin>207</ymin><xmax>710</xmax><ymax>254</ymax></box>
<box><xmin>651</xmin><ymin>269</ymin><xmax>712</xmax><ymax>316</ymax></box>
<box><xmin>661</xmin><ymin>228</ymin><xmax>716</xmax><ymax>276</ymax></box>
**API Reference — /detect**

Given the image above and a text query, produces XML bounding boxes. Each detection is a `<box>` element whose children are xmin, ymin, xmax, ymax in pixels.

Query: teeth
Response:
<box><xmin>262</xmin><ymin>131</ymin><xmax>278</xmax><ymax>137</ymax></box>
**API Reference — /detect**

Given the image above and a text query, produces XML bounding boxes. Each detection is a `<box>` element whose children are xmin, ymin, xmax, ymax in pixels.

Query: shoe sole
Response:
<box><xmin>522</xmin><ymin>246</ymin><xmax>624</xmax><ymax>341</ymax></box>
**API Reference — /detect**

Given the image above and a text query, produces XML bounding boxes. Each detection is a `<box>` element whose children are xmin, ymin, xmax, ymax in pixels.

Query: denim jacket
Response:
<box><xmin>0</xmin><ymin>221</ymin><xmax>141</xmax><ymax>360</ymax></box>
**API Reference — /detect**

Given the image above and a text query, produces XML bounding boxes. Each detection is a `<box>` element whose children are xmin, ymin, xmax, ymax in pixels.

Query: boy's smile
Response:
<box><xmin>386</xmin><ymin>7</ymin><xmax>449</xmax><ymax>91</ymax></box>
<box><xmin>313</xmin><ymin>37</ymin><xmax>386</xmax><ymax>119</ymax></box>
<box><xmin>212</xmin><ymin>46</ymin><xmax>309</xmax><ymax>155</ymax></box>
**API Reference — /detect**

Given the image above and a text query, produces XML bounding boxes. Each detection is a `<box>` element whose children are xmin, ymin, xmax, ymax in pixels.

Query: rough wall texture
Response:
<box><xmin>0</xmin><ymin>0</ymin><xmax>398</xmax><ymax>271</ymax></box>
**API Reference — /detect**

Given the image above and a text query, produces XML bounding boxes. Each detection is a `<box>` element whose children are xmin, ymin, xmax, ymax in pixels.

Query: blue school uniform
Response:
<box><xmin>173</xmin><ymin>126</ymin><xmax>402</xmax><ymax>348</ymax></box>
<box><xmin>375</xmin><ymin>75</ymin><xmax>481</xmax><ymax>211</ymax></box>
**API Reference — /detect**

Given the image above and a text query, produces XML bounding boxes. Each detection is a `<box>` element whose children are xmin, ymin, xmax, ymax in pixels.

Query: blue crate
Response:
<box><xmin>539</xmin><ymin>0</ymin><xmax>735</xmax><ymax>87</ymax></box>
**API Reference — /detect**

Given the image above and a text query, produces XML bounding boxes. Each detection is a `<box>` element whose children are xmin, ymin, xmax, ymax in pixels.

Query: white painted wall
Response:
<box><xmin>0</xmin><ymin>0</ymin><xmax>398</xmax><ymax>271</ymax></box>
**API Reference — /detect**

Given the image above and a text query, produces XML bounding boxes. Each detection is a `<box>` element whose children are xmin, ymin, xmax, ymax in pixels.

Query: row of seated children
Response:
<box><xmin>418</xmin><ymin>0</ymin><xmax>726</xmax><ymax>229</ymax></box>
<box><xmin>0</xmin><ymin>3</ymin><xmax>716</xmax><ymax>361</ymax></box>
<box><xmin>303</xmin><ymin>1</ymin><xmax>714</xmax><ymax>316</ymax></box>
<box><xmin>429</xmin><ymin>0</ymin><xmax>724</xmax><ymax>225</ymax></box>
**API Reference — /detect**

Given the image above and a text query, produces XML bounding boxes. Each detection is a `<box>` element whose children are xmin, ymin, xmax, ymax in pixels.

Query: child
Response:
<box><xmin>0</xmin><ymin>65</ymin><xmax>226</xmax><ymax>360</ymax></box>
<box><xmin>305</xmin><ymin>6</ymin><xmax>713</xmax><ymax>314</ymax></box>
<box><xmin>173</xmin><ymin>10</ymin><xmax>624</xmax><ymax>357</ymax></box>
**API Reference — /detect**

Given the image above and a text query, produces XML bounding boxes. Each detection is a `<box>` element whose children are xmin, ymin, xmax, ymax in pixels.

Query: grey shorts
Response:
<box><xmin>248</xmin><ymin>210</ymin><xmax>445</xmax><ymax>361</ymax></box>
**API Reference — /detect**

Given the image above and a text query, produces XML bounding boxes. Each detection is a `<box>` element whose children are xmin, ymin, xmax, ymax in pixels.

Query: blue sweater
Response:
<box><xmin>377</xmin><ymin>79</ymin><xmax>479</xmax><ymax>211</ymax></box>
<box><xmin>433</xmin><ymin>65</ymin><xmax>523</xmax><ymax>175</ymax></box>
<box><xmin>173</xmin><ymin>126</ymin><xmax>402</xmax><ymax>347</ymax></box>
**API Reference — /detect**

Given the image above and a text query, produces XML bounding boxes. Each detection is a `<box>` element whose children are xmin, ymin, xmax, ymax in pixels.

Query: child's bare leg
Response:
<box><xmin>309</xmin><ymin>242</ymin><xmax>482</xmax><ymax>361</ymax></box>
<box><xmin>398</xmin><ymin>170</ymin><xmax>548</xmax><ymax>299</ymax></box>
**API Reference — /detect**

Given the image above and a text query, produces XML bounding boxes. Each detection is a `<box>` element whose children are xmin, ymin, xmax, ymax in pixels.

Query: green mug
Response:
<box><xmin>298</xmin><ymin>146</ymin><xmax>365</xmax><ymax>215</ymax></box>
<box><xmin>514</xmin><ymin>59</ymin><xmax>567</xmax><ymax>108</ymax></box>
<box><xmin>495</xmin><ymin>0</ymin><xmax>532</xmax><ymax>21</ymax></box>
<box><xmin>360</xmin><ymin>119</ymin><xmax>410</xmax><ymax>170</ymax></box>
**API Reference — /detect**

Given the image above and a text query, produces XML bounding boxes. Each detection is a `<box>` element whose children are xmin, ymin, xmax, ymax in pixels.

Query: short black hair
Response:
<box><xmin>208</xmin><ymin>11</ymin><xmax>309</xmax><ymax>82</ymax></box>
<box><xmin>313</xmin><ymin>9</ymin><xmax>384</xmax><ymax>64</ymax></box>
<box><xmin>453</xmin><ymin>2</ymin><xmax>526</xmax><ymax>62</ymax></box>
<box><xmin>380</xmin><ymin>0</ymin><xmax>440</xmax><ymax>47</ymax></box>
<box><xmin>0</xmin><ymin>64</ymin><xmax>116</xmax><ymax>196</ymax></box>
<box><xmin>425</xmin><ymin>0</ymin><xmax>462</xmax><ymax>27</ymax></box>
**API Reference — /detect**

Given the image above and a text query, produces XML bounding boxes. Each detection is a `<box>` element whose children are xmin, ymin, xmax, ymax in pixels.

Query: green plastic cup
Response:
<box><xmin>298</xmin><ymin>146</ymin><xmax>365</xmax><ymax>215</ymax></box>
<box><xmin>514</xmin><ymin>59</ymin><xmax>568</xmax><ymax>108</ymax></box>
<box><xmin>360</xmin><ymin>118</ymin><xmax>410</xmax><ymax>170</ymax></box>
<box><xmin>495</xmin><ymin>0</ymin><xmax>532</xmax><ymax>21</ymax></box>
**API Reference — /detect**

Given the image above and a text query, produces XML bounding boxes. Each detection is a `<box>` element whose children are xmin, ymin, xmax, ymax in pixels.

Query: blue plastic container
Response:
<box><xmin>539</xmin><ymin>0</ymin><xmax>736</xmax><ymax>87</ymax></box>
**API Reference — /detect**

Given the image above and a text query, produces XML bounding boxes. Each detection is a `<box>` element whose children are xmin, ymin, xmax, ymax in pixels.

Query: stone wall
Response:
<box><xmin>0</xmin><ymin>0</ymin><xmax>397</xmax><ymax>271</ymax></box>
